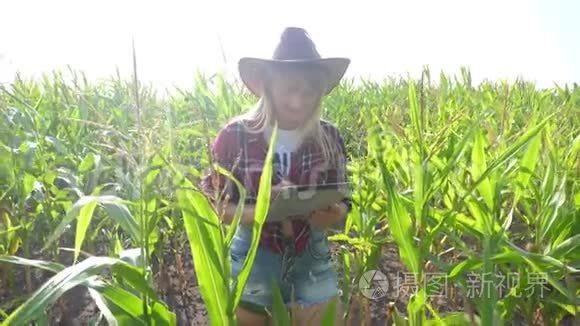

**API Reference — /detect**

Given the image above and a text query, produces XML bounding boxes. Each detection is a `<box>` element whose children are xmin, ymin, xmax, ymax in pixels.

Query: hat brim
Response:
<box><xmin>238</xmin><ymin>57</ymin><xmax>350</xmax><ymax>97</ymax></box>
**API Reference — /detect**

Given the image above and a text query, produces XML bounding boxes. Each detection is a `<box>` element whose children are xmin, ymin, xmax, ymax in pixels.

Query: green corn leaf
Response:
<box><xmin>375</xmin><ymin>153</ymin><xmax>421</xmax><ymax>275</ymax></box>
<box><xmin>231</xmin><ymin>122</ymin><xmax>277</xmax><ymax>311</ymax></box>
<box><xmin>471</xmin><ymin>129</ymin><xmax>494</xmax><ymax>211</ymax></box>
<box><xmin>504</xmin><ymin>239</ymin><xmax>578</xmax><ymax>273</ymax></box>
<box><xmin>423</xmin><ymin>115</ymin><xmax>485</xmax><ymax>246</ymax></box>
<box><xmin>43</xmin><ymin>196</ymin><xmax>141</xmax><ymax>255</ymax></box>
<box><xmin>408</xmin><ymin>80</ymin><xmax>423</xmax><ymax>151</ymax></box>
<box><xmin>214</xmin><ymin>165</ymin><xmax>246</xmax><ymax>250</ymax></box>
<box><xmin>408</xmin><ymin>288</ymin><xmax>426</xmax><ymax>325</ymax></box>
<box><xmin>22</xmin><ymin>173</ymin><xmax>36</xmax><ymax>198</ymax></box>
<box><xmin>44</xmin><ymin>197</ymin><xmax>97</xmax><ymax>252</ymax></box>
<box><xmin>0</xmin><ymin>210</ymin><xmax>18</xmax><ymax>255</ymax></box>
<box><xmin>447</xmin><ymin>250</ymin><xmax>542</xmax><ymax>279</ymax></box>
<box><xmin>177</xmin><ymin>186</ymin><xmax>229</xmax><ymax>325</ymax></box>
<box><xmin>270</xmin><ymin>280</ymin><xmax>291</xmax><ymax>326</ymax></box>
<box><xmin>88</xmin><ymin>279</ymin><xmax>176</xmax><ymax>326</ymax></box>
<box><xmin>545</xmin><ymin>299</ymin><xmax>577</xmax><ymax>316</ymax></box>
<box><xmin>435</xmin><ymin>112</ymin><xmax>487</xmax><ymax>183</ymax></box>
<box><xmin>464</xmin><ymin>197</ymin><xmax>489</xmax><ymax>236</ymax></box>
<box><xmin>87</xmin><ymin>287</ymin><xmax>119</xmax><ymax>326</ymax></box>
<box><xmin>424</xmin><ymin>301</ymin><xmax>442</xmax><ymax>324</ymax></box>
<box><xmin>414</xmin><ymin>152</ymin><xmax>426</xmax><ymax>232</ymax></box>
<box><xmin>321</xmin><ymin>296</ymin><xmax>339</xmax><ymax>326</ymax></box>
<box><xmin>480</xmin><ymin>236</ymin><xmax>499</xmax><ymax>326</ymax></box>
<box><xmin>521</xmin><ymin>256</ymin><xmax>574</xmax><ymax>302</ymax></box>
<box><xmin>111</xmin><ymin>262</ymin><xmax>159</xmax><ymax>301</ymax></box>
<box><xmin>341</xmin><ymin>247</ymin><xmax>352</xmax><ymax>307</ymax></box>
<box><xmin>36</xmin><ymin>313</ymin><xmax>49</xmax><ymax>326</ymax></box>
<box><xmin>100</xmin><ymin>198</ymin><xmax>141</xmax><ymax>245</ymax></box>
<box><xmin>79</xmin><ymin>152</ymin><xmax>96</xmax><ymax>172</ymax></box>
<box><xmin>465</xmin><ymin>113</ymin><xmax>555</xmax><ymax>203</ymax></box>
<box><xmin>548</xmin><ymin>234</ymin><xmax>580</xmax><ymax>259</ymax></box>
<box><xmin>540</xmin><ymin>177</ymin><xmax>567</xmax><ymax>241</ymax></box>
<box><xmin>392</xmin><ymin>307</ymin><xmax>408</xmax><ymax>326</ymax></box>
<box><xmin>144</xmin><ymin>167</ymin><xmax>160</xmax><ymax>188</ymax></box>
<box><xmin>517</xmin><ymin>132</ymin><xmax>542</xmax><ymax>187</ymax></box>
<box><xmin>426</xmin><ymin>312</ymin><xmax>477</xmax><ymax>325</ymax></box>
<box><xmin>0</xmin><ymin>255</ymin><xmax>65</xmax><ymax>274</ymax></box>
<box><xmin>74</xmin><ymin>198</ymin><xmax>98</xmax><ymax>262</ymax></box>
<box><xmin>1</xmin><ymin>257</ymin><xmax>131</xmax><ymax>325</ymax></box>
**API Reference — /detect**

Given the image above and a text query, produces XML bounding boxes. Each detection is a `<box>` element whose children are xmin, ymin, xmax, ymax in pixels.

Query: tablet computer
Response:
<box><xmin>266</xmin><ymin>182</ymin><xmax>351</xmax><ymax>222</ymax></box>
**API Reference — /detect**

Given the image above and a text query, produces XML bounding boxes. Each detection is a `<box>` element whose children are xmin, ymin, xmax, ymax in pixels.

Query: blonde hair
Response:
<box><xmin>236</xmin><ymin>64</ymin><xmax>342</xmax><ymax>167</ymax></box>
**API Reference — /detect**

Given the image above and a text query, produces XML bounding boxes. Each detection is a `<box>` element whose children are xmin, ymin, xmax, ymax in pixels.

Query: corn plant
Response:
<box><xmin>338</xmin><ymin>75</ymin><xmax>579</xmax><ymax>325</ymax></box>
<box><xmin>1</xmin><ymin>67</ymin><xmax>578</xmax><ymax>325</ymax></box>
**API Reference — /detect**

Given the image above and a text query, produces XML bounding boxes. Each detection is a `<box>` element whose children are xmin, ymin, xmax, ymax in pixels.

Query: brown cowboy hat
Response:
<box><xmin>239</xmin><ymin>27</ymin><xmax>350</xmax><ymax>97</ymax></box>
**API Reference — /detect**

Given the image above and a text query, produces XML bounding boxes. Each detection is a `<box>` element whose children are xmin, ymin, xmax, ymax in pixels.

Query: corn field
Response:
<box><xmin>0</xmin><ymin>68</ymin><xmax>578</xmax><ymax>325</ymax></box>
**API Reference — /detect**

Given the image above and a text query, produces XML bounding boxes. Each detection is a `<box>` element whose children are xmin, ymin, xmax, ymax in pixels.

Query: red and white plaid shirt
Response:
<box><xmin>201</xmin><ymin>118</ymin><xmax>351</xmax><ymax>255</ymax></box>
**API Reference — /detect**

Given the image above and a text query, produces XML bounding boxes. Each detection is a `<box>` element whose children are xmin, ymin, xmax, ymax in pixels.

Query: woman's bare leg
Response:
<box><xmin>236</xmin><ymin>307</ymin><xmax>271</xmax><ymax>326</ymax></box>
<box><xmin>289</xmin><ymin>297</ymin><xmax>343</xmax><ymax>326</ymax></box>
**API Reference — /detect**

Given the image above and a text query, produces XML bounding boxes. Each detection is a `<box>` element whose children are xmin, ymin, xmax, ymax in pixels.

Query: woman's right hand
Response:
<box><xmin>270</xmin><ymin>178</ymin><xmax>293</xmax><ymax>200</ymax></box>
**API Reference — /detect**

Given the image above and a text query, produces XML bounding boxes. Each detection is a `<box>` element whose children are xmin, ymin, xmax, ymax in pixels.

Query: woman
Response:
<box><xmin>203</xmin><ymin>27</ymin><xmax>352</xmax><ymax>325</ymax></box>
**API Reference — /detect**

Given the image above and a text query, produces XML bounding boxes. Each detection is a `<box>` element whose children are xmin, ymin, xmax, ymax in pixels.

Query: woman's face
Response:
<box><xmin>266</xmin><ymin>67</ymin><xmax>325</xmax><ymax>129</ymax></box>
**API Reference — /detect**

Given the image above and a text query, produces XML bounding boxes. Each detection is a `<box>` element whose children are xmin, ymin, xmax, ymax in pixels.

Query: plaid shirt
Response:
<box><xmin>201</xmin><ymin>118</ymin><xmax>351</xmax><ymax>255</ymax></box>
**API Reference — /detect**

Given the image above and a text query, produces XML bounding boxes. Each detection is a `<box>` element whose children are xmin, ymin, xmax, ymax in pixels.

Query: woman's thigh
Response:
<box><xmin>236</xmin><ymin>306</ymin><xmax>270</xmax><ymax>326</ymax></box>
<box><xmin>231</xmin><ymin>227</ymin><xmax>283</xmax><ymax>314</ymax></box>
<box><xmin>288</xmin><ymin>230</ymin><xmax>341</xmax><ymax>320</ymax></box>
<box><xmin>290</xmin><ymin>297</ymin><xmax>343</xmax><ymax>325</ymax></box>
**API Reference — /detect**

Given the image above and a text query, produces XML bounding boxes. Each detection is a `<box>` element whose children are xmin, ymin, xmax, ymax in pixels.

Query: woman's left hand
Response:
<box><xmin>309</xmin><ymin>202</ymin><xmax>348</xmax><ymax>230</ymax></box>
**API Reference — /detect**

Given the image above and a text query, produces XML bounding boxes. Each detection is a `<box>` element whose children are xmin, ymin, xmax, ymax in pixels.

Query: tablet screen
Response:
<box><xmin>266</xmin><ymin>183</ymin><xmax>351</xmax><ymax>221</ymax></box>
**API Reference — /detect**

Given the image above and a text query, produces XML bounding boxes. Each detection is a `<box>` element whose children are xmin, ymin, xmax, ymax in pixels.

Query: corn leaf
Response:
<box><xmin>177</xmin><ymin>186</ymin><xmax>229</xmax><ymax>325</ymax></box>
<box><xmin>549</xmin><ymin>234</ymin><xmax>580</xmax><ymax>259</ymax></box>
<box><xmin>1</xmin><ymin>257</ymin><xmax>132</xmax><ymax>325</ymax></box>
<box><xmin>465</xmin><ymin>114</ymin><xmax>555</xmax><ymax>202</ymax></box>
<box><xmin>471</xmin><ymin>129</ymin><xmax>494</xmax><ymax>211</ymax></box>
<box><xmin>375</xmin><ymin>149</ymin><xmax>420</xmax><ymax>274</ymax></box>
<box><xmin>88</xmin><ymin>279</ymin><xmax>176</xmax><ymax>325</ymax></box>
<box><xmin>270</xmin><ymin>280</ymin><xmax>291</xmax><ymax>326</ymax></box>
<box><xmin>74</xmin><ymin>198</ymin><xmax>98</xmax><ymax>262</ymax></box>
<box><xmin>43</xmin><ymin>196</ymin><xmax>141</xmax><ymax>255</ymax></box>
<box><xmin>321</xmin><ymin>296</ymin><xmax>339</xmax><ymax>326</ymax></box>
<box><xmin>230</xmin><ymin>124</ymin><xmax>277</xmax><ymax>313</ymax></box>
<box><xmin>0</xmin><ymin>255</ymin><xmax>65</xmax><ymax>273</ymax></box>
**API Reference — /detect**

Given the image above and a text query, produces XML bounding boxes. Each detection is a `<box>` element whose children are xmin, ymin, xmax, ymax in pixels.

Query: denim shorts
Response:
<box><xmin>230</xmin><ymin>224</ymin><xmax>339</xmax><ymax>312</ymax></box>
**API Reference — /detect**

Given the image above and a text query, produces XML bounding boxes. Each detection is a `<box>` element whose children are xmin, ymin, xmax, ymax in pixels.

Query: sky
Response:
<box><xmin>1</xmin><ymin>0</ymin><xmax>579</xmax><ymax>90</ymax></box>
